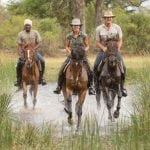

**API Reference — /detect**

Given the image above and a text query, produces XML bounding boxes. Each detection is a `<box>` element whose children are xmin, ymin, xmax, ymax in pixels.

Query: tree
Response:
<box><xmin>95</xmin><ymin>0</ymin><xmax>104</xmax><ymax>27</ymax></box>
<box><xmin>72</xmin><ymin>0</ymin><xmax>86</xmax><ymax>32</ymax></box>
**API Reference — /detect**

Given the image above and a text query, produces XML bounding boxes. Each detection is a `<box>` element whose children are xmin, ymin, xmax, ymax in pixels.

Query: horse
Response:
<box><xmin>21</xmin><ymin>43</ymin><xmax>40</xmax><ymax>109</ymax></box>
<box><xmin>96</xmin><ymin>41</ymin><xmax>123</xmax><ymax>121</ymax></box>
<box><xmin>62</xmin><ymin>47</ymin><xmax>88</xmax><ymax>130</ymax></box>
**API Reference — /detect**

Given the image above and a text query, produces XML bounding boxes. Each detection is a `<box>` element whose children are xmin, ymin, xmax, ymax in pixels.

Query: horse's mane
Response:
<box><xmin>71</xmin><ymin>46</ymin><xmax>85</xmax><ymax>60</ymax></box>
<box><xmin>105</xmin><ymin>41</ymin><xmax>118</xmax><ymax>57</ymax></box>
<box><xmin>23</xmin><ymin>42</ymin><xmax>34</xmax><ymax>50</ymax></box>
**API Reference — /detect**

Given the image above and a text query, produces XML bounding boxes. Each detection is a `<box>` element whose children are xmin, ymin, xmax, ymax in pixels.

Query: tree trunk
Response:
<box><xmin>95</xmin><ymin>0</ymin><xmax>104</xmax><ymax>27</ymax></box>
<box><xmin>72</xmin><ymin>0</ymin><xmax>85</xmax><ymax>33</ymax></box>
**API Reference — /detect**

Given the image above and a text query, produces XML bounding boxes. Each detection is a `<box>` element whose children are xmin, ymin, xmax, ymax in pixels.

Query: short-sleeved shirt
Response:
<box><xmin>17</xmin><ymin>30</ymin><xmax>42</xmax><ymax>46</ymax></box>
<box><xmin>66</xmin><ymin>31</ymin><xmax>87</xmax><ymax>50</ymax></box>
<box><xmin>96</xmin><ymin>23</ymin><xmax>122</xmax><ymax>46</ymax></box>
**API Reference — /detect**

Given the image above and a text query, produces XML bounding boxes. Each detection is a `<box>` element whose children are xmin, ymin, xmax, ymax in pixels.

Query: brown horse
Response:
<box><xmin>62</xmin><ymin>48</ymin><xmax>88</xmax><ymax>130</ymax></box>
<box><xmin>96</xmin><ymin>41</ymin><xmax>123</xmax><ymax>121</ymax></box>
<box><xmin>22</xmin><ymin>43</ymin><xmax>40</xmax><ymax>109</ymax></box>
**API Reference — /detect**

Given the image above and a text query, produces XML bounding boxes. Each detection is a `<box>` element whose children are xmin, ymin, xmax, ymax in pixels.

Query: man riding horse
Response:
<box><xmin>14</xmin><ymin>19</ymin><xmax>47</xmax><ymax>88</ymax></box>
<box><xmin>93</xmin><ymin>10</ymin><xmax>127</xmax><ymax>97</ymax></box>
<box><xmin>53</xmin><ymin>18</ymin><xmax>95</xmax><ymax>95</ymax></box>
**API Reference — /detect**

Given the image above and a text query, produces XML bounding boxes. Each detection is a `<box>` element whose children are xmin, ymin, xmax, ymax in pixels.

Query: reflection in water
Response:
<box><xmin>11</xmin><ymin>83</ymin><xmax>136</xmax><ymax>134</ymax></box>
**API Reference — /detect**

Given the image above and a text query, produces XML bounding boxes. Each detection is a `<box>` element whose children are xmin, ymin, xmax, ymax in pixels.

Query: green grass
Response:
<box><xmin>0</xmin><ymin>53</ymin><xmax>150</xmax><ymax>149</ymax></box>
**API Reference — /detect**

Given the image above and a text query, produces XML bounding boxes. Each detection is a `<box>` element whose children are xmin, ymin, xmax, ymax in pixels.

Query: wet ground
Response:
<box><xmin>11</xmin><ymin>83</ymin><xmax>136</xmax><ymax>135</ymax></box>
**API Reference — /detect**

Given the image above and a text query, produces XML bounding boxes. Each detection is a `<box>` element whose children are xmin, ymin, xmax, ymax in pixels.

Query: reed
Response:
<box><xmin>0</xmin><ymin>53</ymin><xmax>149</xmax><ymax>149</ymax></box>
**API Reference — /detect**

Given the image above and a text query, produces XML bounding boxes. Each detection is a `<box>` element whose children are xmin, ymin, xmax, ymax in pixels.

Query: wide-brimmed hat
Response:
<box><xmin>24</xmin><ymin>19</ymin><xmax>32</xmax><ymax>26</ymax></box>
<box><xmin>103</xmin><ymin>10</ymin><xmax>115</xmax><ymax>18</ymax></box>
<box><xmin>70</xmin><ymin>18</ymin><xmax>82</xmax><ymax>26</ymax></box>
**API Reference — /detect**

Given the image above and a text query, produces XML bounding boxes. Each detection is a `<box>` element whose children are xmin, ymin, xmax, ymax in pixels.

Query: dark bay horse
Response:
<box><xmin>62</xmin><ymin>48</ymin><xmax>88</xmax><ymax>130</ymax></box>
<box><xmin>22</xmin><ymin>43</ymin><xmax>40</xmax><ymax>109</ymax></box>
<box><xmin>96</xmin><ymin>41</ymin><xmax>123</xmax><ymax>121</ymax></box>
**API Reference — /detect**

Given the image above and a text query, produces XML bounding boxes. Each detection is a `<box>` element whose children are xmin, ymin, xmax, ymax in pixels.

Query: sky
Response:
<box><xmin>1</xmin><ymin>0</ymin><xmax>150</xmax><ymax>9</ymax></box>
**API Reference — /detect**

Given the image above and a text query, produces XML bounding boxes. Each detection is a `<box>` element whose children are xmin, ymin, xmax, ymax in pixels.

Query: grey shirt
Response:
<box><xmin>96</xmin><ymin>23</ymin><xmax>122</xmax><ymax>46</ymax></box>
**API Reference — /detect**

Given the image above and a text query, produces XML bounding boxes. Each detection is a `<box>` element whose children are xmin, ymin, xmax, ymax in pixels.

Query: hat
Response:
<box><xmin>103</xmin><ymin>10</ymin><xmax>115</xmax><ymax>18</ymax></box>
<box><xmin>70</xmin><ymin>18</ymin><xmax>82</xmax><ymax>26</ymax></box>
<box><xmin>24</xmin><ymin>19</ymin><xmax>32</xmax><ymax>26</ymax></box>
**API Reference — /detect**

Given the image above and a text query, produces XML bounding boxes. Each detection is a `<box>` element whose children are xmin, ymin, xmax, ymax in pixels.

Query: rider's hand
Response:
<box><xmin>103</xmin><ymin>46</ymin><xmax>107</xmax><ymax>52</ymax></box>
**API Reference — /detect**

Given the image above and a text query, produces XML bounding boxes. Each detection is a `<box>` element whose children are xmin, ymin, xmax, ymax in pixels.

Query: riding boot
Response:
<box><xmin>85</xmin><ymin>61</ymin><xmax>95</xmax><ymax>95</ymax></box>
<box><xmin>93</xmin><ymin>66</ymin><xmax>99</xmax><ymax>92</ymax></box>
<box><xmin>53</xmin><ymin>62</ymin><xmax>67</xmax><ymax>94</ymax></box>
<box><xmin>121</xmin><ymin>73</ymin><xmax>127</xmax><ymax>97</ymax></box>
<box><xmin>14</xmin><ymin>61</ymin><xmax>22</xmax><ymax>89</ymax></box>
<box><xmin>39</xmin><ymin>63</ymin><xmax>47</xmax><ymax>85</ymax></box>
<box><xmin>53</xmin><ymin>74</ymin><xmax>64</xmax><ymax>94</ymax></box>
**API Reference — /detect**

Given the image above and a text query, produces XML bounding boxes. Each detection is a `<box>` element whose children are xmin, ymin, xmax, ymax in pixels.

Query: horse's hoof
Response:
<box><xmin>68</xmin><ymin>117</ymin><xmax>74</xmax><ymax>125</ymax></box>
<box><xmin>114</xmin><ymin>111</ymin><xmax>119</xmax><ymax>118</ymax></box>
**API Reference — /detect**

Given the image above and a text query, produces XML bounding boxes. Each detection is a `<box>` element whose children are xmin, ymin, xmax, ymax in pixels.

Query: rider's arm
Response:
<box><xmin>96</xmin><ymin>26</ymin><xmax>107</xmax><ymax>52</ymax></box>
<box><xmin>117</xmin><ymin>38</ymin><xmax>123</xmax><ymax>51</ymax></box>
<box><xmin>34</xmin><ymin>42</ymin><xmax>41</xmax><ymax>51</ymax></box>
<box><xmin>117</xmin><ymin>25</ymin><xmax>123</xmax><ymax>51</ymax></box>
<box><xmin>96</xmin><ymin>40</ymin><xmax>107</xmax><ymax>52</ymax></box>
<box><xmin>17</xmin><ymin>43</ymin><xmax>22</xmax><ymax>56</ymax></box>
<box><xmin>65</xmin><ymin>39</ymin><xmax>71</xmax><ymax>55</ymax></box>
<box><xmin>84</xmin><ymin>36</ymin><xmax>89</xmax><ymax>52</ymax></box>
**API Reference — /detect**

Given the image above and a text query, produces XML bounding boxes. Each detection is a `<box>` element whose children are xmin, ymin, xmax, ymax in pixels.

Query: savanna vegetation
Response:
<box><xmin>0</xmin><ymin>53</ymin><xmax>150</xmax><ymax>149</ymax></box>
<box><xmin>0</xmin><ymin>0</ymin><xmax>150</xmax><ymax>55</ymax></box>
<box><xmin>0</xmin><ymin>0</ymin><xmax>150</xmax><ymax>149</ymax></box>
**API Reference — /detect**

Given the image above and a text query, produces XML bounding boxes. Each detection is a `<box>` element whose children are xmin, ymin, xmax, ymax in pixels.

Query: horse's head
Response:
<box><xmin>108</xmin><ymin>55</ymin><xmax>118</xmax><ymax>69</ymax></box>
<box><xmin>71</xmin><ymin>46</ymin><xmax>85</xmax><ymax>61</ymax></box>
<box><xmin>23</xmin><ymin>42</ymin><xmax>35</xmax><ymax>67</ymax></box>
<box><xmin>105</xmin><ymin>40</ymin><xmax>119</xmax><ymax>69</ymax></box>
<box><xmin>106</xmin><ymin>40</ymin><xmax>118</xmax><ymax>54</ymax></box>
<box><xmin>70</xmin><ymin>46</ymin><xmax>85</xmax><ymax>83</ymax></box>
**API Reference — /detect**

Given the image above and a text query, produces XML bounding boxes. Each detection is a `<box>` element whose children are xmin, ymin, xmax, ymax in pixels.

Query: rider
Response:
<box><xmin>53</xmin><ymin>18</ymin><xmax>95</xmax><ymax>95</ymax></box>
<box><xmin>14</xmin><ymin>19</ymin><xmax>47</xmax><ymax>88</ymax></box>
<box><xmin>93</xmin><ymin>10</ymin><xmax>127</xmax><ymax>97</ymax></box>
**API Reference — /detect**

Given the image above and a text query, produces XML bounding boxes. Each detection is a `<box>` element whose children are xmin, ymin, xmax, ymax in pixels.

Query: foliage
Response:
<box><xmin>37</xmin><ymin>18</ymin><xmax>62</xmax><ymax>55</ymax></box>
<box><xmin>0</xmin><ymin>15</ymin><xmax>26</xmax><ymax>50</ymax></box>
<box><xmin>121</xmin><ymin>12</ymin><xmax>150</xmax><ymax>53</ymax></box>
<box><xmin>7</xmin><ymin>0</ymin><xmax>73</xmax><ymax>27</ymax></box>
<box><xmin>1</xmin><ymin>1</ymin><xmax>149</xmax><ymax>54</ymax></box>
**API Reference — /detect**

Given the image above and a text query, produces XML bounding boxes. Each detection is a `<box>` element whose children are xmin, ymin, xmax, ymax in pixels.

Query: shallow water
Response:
<box><xmin>11</xmin><ymin>83</ymin><xmax>136</xmax><ymax>135</ymax></box>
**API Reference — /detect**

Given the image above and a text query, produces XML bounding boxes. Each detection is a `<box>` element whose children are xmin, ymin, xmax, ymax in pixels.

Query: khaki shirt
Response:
<box><xmin>66</xmin><ymin>31</ymin><xmax>87</xmax><ymax>50</ymax></box>
<box><xmin>96</xmin><ymin>23</ymin><xmax>122</xmax><ymax>46</ymax></box>
<box><xmin>17</xmin><ymin>30</ymin><xmax>42</xmax><ymax>46</ymax></box>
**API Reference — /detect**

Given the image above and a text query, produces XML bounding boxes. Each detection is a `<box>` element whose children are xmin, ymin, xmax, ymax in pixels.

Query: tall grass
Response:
<box><xmin>0</xmin><ymin>53</ymin><xmax>150</xmax><ymax>149</ymax></box>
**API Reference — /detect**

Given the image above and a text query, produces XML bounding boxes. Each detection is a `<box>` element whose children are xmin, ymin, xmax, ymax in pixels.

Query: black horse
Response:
<box><xmin>96</xmin><ymin>41</ymin><xmax>123</xmax><ymax>121</ymax></box>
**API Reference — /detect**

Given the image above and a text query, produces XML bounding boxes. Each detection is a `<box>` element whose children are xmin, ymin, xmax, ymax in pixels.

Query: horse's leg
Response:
<box><xmin>96</xmin><ymin>88</ymin><xmax>101</xmax><ymax>109</ymax></box>
<box><xmin>110</xmin><ymin>91</ymin><xmax>116</xmax><ymax>122</ymax></box>
<box><xmin>114</xmin><ymin>84</ymin><xmax>122</xmax><ymax>118</ymax></box>
<box><xmin>62</xmin><ymin>85</ymin><xmax>67</xmax><ymax>111</ymax></box>
<box><xmin>103</xmin><ymin>87</ymin><xmax>113</xmax><ymax>121</ymax></box>
<box><xmin>66</xmin><ymin>88</ymin><xmax>73</xmax><ymax>124</ymax></box>
<box><xmin>29</xmin><ymin>84</ymin><xmax>33</xmax><ymax>96</ymax></box>
<box><xmin>22</xmin><ymin>81</ymin><xmax>27</xmax><ymax>108</ymax></box>
<box><xmin>33</xmin><ymin>81</ymin><xmax>38</xmax><ymax>110</ymax></box>
<box><xmin>75</xmin><ymin>89</ymin><xmax>87</xmax><ymax>130</ymax></box>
